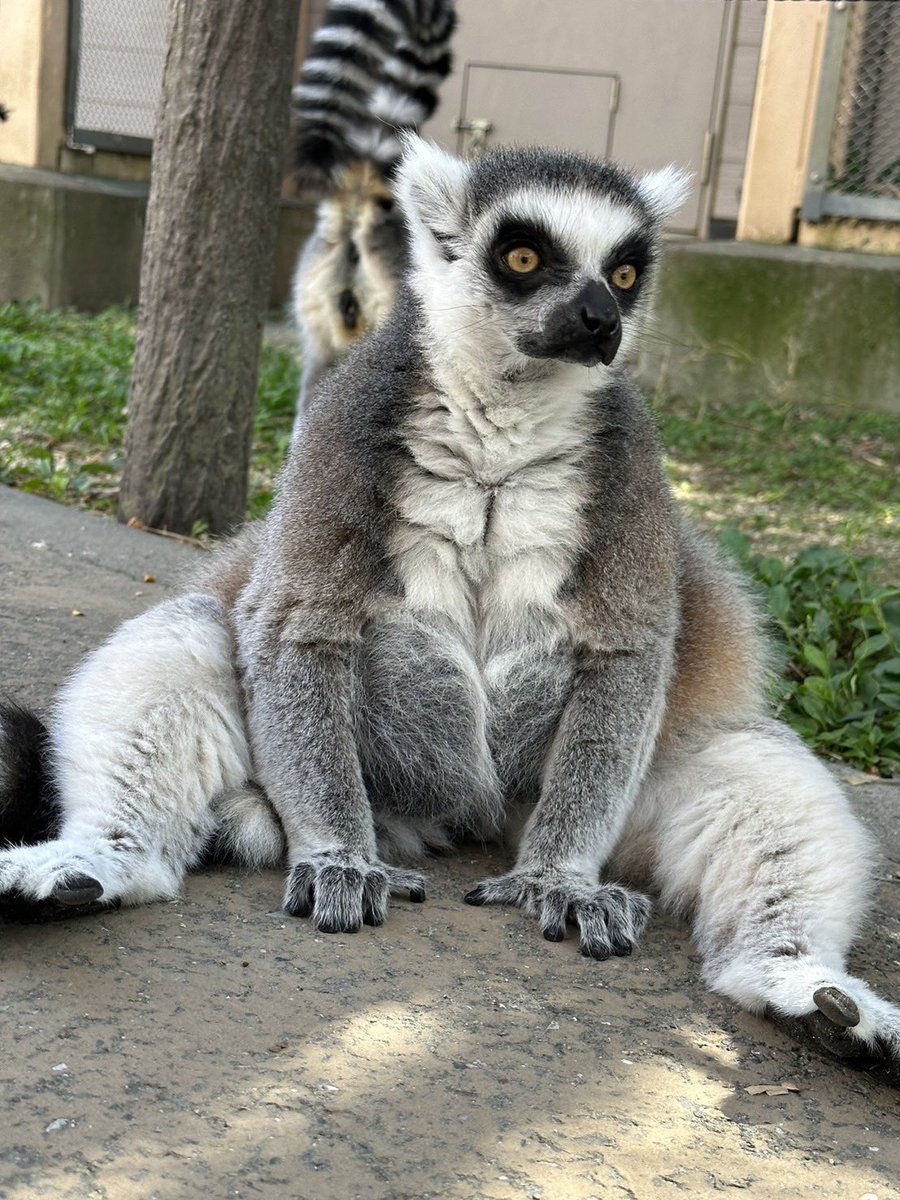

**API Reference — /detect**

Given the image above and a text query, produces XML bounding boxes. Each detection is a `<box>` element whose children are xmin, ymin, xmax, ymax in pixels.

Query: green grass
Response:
<box><xmin>0</xmin><ymin>302</ymin><xmax>299</xmax><ymax>519</ymax></box>
<box><xmin>653</xmin><ymin>391</ymin><xmax>899</xmax><ymax>578</ymax></box>
<box><xmin>722</xmin><ymin>533</ymin><xmax>899</xmax><ymax>776</ymax></box>
<box><xmin>1</xmin><ymin>301</ymin><xmax>898</xmax><ymax>772</ymax></box>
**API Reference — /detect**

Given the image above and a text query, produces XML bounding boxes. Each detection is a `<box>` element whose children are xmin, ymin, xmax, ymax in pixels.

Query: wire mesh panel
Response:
<box><xmin>69</xmin><ymin>0</ymin><xmax>169</xmax><ymax>152</ymax></box>
<box><xmin>804</xmin><ymin>0</ymin><xmax>900</xmax><ymax>223</ymax></box>
<box><xmin>829</xmin><ymin>1</ymin><xmax>900</xmax><ymax>201</ymax></box>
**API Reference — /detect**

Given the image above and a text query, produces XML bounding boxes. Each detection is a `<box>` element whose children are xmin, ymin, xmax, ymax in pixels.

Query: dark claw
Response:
<box><xmin>580</xmin><ymin>943</ymin><xmax>611</xmax><ymax>961</ymax></box>
<box><xmin>318</xmin><ymin>918</ymin><xmax>360</xmax><ymax>935</ymax></box>
<box><xmin>611</xmin><ymin>941</ymin><xmax>633</xmax><ymax>957</ymax></box>
<box><xmin>814</xmin><ymin>985</ymin><xmax>861</xmax><ymax>1029</ymax></box>
<box><xmin>543</xmin><ymin>926</ymin><xmax>566</xmax><ymax>943</ymax></box>
<box><xmin>463</xmin><ymin>887</ymin><xmax>486</xmax><ymax>906</ymax></box>
<box><xmin>362</xmin><ymin>910</ymin><xmax>384</xmax><ymax>927</ymax></box>
<box><xmin>51</xmin><ymin>874</ymin><xmax>104</xmax><ymax>905</ymax></box>
<box><xmin>408</xmin><ymin>887</ymin><xmax>426</xmax><ymax>903</ymax></box>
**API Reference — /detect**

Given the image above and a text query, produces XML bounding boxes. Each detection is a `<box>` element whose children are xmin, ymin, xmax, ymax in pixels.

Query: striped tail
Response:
<box><xmin>0</xmin><ymin>702</ymin><xmax>61</xmax><ymax>847</ymax></box>
<box><xmin>292</xmin><ymin>0</ymin><xmax>456</xmax><ymax>187</ymax></box>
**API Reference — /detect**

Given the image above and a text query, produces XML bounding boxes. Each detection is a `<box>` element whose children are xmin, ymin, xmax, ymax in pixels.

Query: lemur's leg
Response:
<box><xmin>0</xmin><ymin>594</ymin><xmax>278</xmax><ymax>912</ymax></box>
<box><xmin>632</xmin><ymin>720</ymin><xmax>900</xmax><ymax>1074</ymax></box>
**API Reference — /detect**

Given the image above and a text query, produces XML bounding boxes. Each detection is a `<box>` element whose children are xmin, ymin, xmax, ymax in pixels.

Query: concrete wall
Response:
<box><xmin>3</xmin><ymin>162</ymin><xmax>895</xmax><ymax>414</ymax></box>
<box><xmin>637</xmin><ymin>240</ymin><xmax>900</xmax><ymax>414</ymax></box>
<box><xmin>0</xmin><ymin>164</ymin><xmax>315</xmax><ymax>312</ymax></box>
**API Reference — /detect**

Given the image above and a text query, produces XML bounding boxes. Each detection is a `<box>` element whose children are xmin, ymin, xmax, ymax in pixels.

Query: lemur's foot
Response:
<box><xmin>0</xmin><ymin>844</ymin><xmax>112</xmax><ymax>921</ymax></box>
<box><xmin>464</xmin><ymin>870</ymin><xmax>651</xmax><ymax>960</ymax></box>
<box><xmin>764</xmin><ymin>983</ymin><xmax>900</xmax><ymax>1084</ymax></box>
<box><xmin>284</xmin><ymin>853</ymin><xmax>426</xmax><ymax>934</ymax></box>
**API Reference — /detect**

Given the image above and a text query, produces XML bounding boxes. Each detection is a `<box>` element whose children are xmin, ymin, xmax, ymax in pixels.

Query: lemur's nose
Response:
<box><xmin>580</xmin><ymin>305</ymin><xmax>620</xmax><ymax>337</ymax></box>
<box><xmin>572</xmin><ymin>282</ymin><xmax>622</xmax><ymax>365</ymax></box>
<box><xmin>575</xmin><ymin>283</ymin><xmax>620</xmax><ymax>334</ymax></box>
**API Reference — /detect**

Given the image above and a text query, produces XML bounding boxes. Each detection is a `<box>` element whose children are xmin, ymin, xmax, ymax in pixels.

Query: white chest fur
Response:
<box><xmin>388</xmin><ymin>370</ymin><xmax>592</xmax><ymax>646</ymax></box>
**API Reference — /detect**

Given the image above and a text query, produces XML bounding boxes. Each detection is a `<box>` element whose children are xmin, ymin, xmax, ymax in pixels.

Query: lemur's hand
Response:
<box><xmin>283</xmin><ymin>851</ymin><xmax>426</xmax><ymax>933</ymax></box>
<box><xmin>464</xmin><ymin>868</ymin><xmax>650</xmax><ymax>959</ymax></box>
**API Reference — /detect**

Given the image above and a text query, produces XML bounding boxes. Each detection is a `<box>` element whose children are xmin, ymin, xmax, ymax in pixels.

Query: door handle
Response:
<box><xmin>453</xmin><ymin>117</ymin><xmax>494</xmax><ymax>157</ymax></box>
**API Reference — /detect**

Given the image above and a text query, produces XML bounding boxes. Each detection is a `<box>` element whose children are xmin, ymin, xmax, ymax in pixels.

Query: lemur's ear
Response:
<box><xmin>638</xmin><ymin>165</ymin><xmax>693</xmax><ymax>223</ymax></box>
<box><xmin>395</xmin><ymin>134</ymin><xmax>469</xmax><ymax>253</ymax></box>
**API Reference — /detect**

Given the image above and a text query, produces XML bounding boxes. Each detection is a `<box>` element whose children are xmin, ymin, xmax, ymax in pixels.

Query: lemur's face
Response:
<box><xmin>396</xmin><ymin>137</ymin><xmax>691</xmax><ymax>376</ymax></box>
<box><xmin>477</xmin><ymin>191</ymin><xmax>654</xmax><ymax>368</ymax></box>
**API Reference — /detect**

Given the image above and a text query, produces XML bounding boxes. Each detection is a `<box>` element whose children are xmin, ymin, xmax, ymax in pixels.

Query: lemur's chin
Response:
<box><xmin>516</xmin><ymin>340</ymin><xmax>618</xmax><ymax>369</ymax></box>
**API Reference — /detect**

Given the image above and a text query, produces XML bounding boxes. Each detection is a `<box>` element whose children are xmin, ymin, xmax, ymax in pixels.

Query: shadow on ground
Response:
<box><xmin>2</xmin><ymin>487</ymin><xmax>898</xmax><ymax>1199</ymax></box>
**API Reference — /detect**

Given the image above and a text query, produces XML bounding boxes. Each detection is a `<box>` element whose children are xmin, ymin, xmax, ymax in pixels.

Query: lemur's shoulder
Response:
<box><xmin>566</xmin><ymin>376</ymin><xmax>680</xmax><ymax>642</ymax></box>
<box><xmin>244</xmin><ymin>291</ymin><xmax>428</xmax><ymax>624</ymax></box>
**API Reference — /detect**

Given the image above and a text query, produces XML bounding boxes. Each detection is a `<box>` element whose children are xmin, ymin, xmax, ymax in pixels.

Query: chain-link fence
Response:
<box><xmin>804</xmin><ymin>1</ymin><xmax>900</xmax><ymax>223</ymax></box>
<box><xmin>68</xmin><ymin>0</ymin><xmax>169</xmax><ymax>153</ymax></box>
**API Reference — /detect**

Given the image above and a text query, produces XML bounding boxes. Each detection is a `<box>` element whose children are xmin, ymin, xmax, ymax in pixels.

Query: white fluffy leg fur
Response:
<box><xmin>0</xmin><ymin>594</ymin><xmax>280</xmax><ymax>908</ymax></box>
<box><xmin>620</xmin><ymin>720</ymin><xmax>900</xmax><ymax>1063</ymax></box>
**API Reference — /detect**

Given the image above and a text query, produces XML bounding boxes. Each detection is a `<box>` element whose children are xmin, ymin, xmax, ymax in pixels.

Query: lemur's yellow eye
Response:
<box><xmin>504</xmin><ymin>246</ymin><xmax>541</xmax><ymax>274</ymax></box>
<box><xmin>611</xmin><ymin>263</ymin><xmax>637</xmax><ymax>290</ymax></box>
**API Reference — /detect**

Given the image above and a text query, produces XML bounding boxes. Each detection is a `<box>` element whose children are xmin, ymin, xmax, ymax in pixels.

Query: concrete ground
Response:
<box><xmin>1</xmin><ymin>486</ymin><xmax>899</xmax><ymax>1200</ymax></box>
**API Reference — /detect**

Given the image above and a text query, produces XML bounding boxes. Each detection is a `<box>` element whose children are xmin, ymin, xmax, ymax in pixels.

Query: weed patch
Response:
<box><xmin>722</xmin><ymin>531</ymin><xmax>899</xmax><ymax>775</ymax></box>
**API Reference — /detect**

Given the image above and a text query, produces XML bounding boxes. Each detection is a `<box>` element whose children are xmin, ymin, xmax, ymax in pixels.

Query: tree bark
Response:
<box><xmin>119</xmin><ymin>0</ymin><xmax>300</xmax><ymax>536</ymax></box>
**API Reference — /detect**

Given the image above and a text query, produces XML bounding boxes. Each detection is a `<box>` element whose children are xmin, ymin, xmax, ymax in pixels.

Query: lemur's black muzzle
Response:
<box><xmin>517</xmin><ymin>281</ymin><xmax>623</xmax><ymax>367</ymax></box>
<box><xmin>576</xmin><ymin>283</ymin><xmax>622</xmax><ymax>364</ymax></box>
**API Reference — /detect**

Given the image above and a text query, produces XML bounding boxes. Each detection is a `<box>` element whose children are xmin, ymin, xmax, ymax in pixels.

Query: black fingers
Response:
<box><xmin>539</xmin><ymin>889</ymin><xmax>570</xmax><ymax>943</ymax></box>
<box><xmin>461</xmin><ymin>875</ymin><xmax>523</xmax><ymax>908</ymax></box>
<box><xmin>314</xmin><ymin>864</ymin><xmax>364</xmax><ymax>934</ymax></box>
<box><xmin>285</xmin><ymin>861</ymin><xmax>426</xmax><ymax>931</ymax></box>
<box><xmin>284</xmin><ymin>862</ymin><xmax>316</xmax><ymax>918</ymax></box>
<box><xmin>361</xmin><ymin>868</ymin><xmax>388</xmax><ymax>927</ymax></box>
<box><xmin>385</xmin><ymin>867</ymin><xmax>427</xmax><ymax>903</ymax></box>
<box><xmin>575</xmin><ymin>885</ymin><xmax>651</xmax><ymax>961</ymax></box>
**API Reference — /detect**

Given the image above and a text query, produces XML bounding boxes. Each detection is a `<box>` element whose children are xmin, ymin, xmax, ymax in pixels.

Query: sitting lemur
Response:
<box><xmin>1</xmin><ymin>137</ymin><xmax>897</xmax><ymax>1079</ymax></box>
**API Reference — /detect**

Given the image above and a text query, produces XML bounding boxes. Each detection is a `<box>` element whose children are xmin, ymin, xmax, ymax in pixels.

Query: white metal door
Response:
<box><xmin>423</xmin><ymin>0</ymin><xmax>737</xmax><ymax>235</ymax></box>
<box><xmin>458</xmin><ymin>64</ymin><xmax>617</xmax><ymax>159</ymax></box>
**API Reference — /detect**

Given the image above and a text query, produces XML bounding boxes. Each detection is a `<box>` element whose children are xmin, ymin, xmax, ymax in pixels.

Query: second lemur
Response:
<box><xmin>0</xmin><ymin>137</ymin><xmax>897</xmax><ymax>1077</ymax></box>
<box><xmin>289</xmin><ymin>0</ymin><xmax>456</xmax><ymax>423</ymax></box>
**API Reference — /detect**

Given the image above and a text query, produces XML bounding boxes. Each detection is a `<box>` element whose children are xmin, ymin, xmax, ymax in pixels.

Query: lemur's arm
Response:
<box><xmin>235</xmin><ymin>375</ymin><xmax>425</xmax><ymax>933</ymax></box>
<box><xmin>243</xmin><ymin>633</ymin><xmax>374</xmax><ymax>859</ymax></box>
<box><xmin>521</xmin><ymin>640</ymin><xmax>672</xmax><ymax>877</ymax></box>
<box><xmin>465</xmin><ymin>635</ymin><xmax>672</xmax><ymax>958</ymax></box>
<box><xmin>240</xmin><ymin>619</ymin><xmax>425</xmax><ymax>932</ymax></box>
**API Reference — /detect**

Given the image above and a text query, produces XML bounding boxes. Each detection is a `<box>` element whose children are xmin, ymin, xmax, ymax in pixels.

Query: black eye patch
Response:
<box><xmin>602</xmin><ymin>236</ymin><xmax>654</xmax><ymax>308</ymax></box>
<box><xmin>486</xmin><ymin>219</ymin><xmax>573</xmax><ymax>294</ymax></box>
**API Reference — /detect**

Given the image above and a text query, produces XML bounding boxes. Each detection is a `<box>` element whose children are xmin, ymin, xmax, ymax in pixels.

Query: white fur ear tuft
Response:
<box><xmin>394</xmin><ymin>133</ymin><xmax>469</xmax><ymax>242</ymax></box>
<box><xmin>638</xmin><ymin>165</ymin><xmax>693</xmax><ymax>223</ymax></box>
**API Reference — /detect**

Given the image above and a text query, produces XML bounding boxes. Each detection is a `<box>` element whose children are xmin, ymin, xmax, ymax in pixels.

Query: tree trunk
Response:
<box><xmin>119</xmin><ymin>0</ymin><xmax>300</xmax><ymax>536</ymax></box>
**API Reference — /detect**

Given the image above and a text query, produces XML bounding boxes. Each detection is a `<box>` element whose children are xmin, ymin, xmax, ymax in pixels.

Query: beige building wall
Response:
<box><xmin>737</xmin><ymin>1</ymin><xmax>829</xmax><ymax>243</ymax></box>
<box><xmin>0</xmin><ymin>0</ymin><xmax>68</xmax><ymax>168</ymax></box>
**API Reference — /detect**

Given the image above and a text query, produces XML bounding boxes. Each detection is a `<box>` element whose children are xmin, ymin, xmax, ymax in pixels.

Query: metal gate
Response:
<box><xmin>802</xmin><ymin>0</ymin><xmax>900</xmax><ymax>225</ymax></box>
<box><xmin>67</xmin><ymin>0</ymin><xmax>168</xmax><ymax>153</ymax></box>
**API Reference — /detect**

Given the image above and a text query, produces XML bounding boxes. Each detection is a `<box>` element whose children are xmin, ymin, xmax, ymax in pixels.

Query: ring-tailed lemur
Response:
<box><xmin>290</xmin><ymin>0</ymin><xmax>455</xmax><ymax>424</ymax></box>
<box><xmin>1</xmin><ymin>137</ymin><xmax>897</xmax><ymax>1078</ymax></box>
